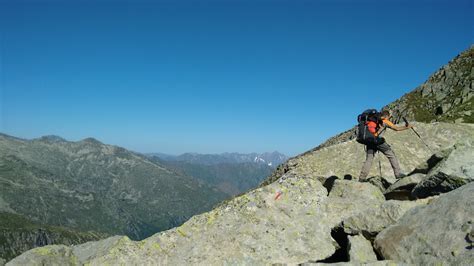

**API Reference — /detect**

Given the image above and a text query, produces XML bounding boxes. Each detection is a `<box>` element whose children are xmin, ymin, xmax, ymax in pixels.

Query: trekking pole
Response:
<box><xmin>402</xmin><ymin>117</ymin><xmax>434</xmax><ymax>153</ymax></box>
<box><xmin>379</xmin><ymin>159</ymin><xmax>382</xmax><ymax>177</ymax></box>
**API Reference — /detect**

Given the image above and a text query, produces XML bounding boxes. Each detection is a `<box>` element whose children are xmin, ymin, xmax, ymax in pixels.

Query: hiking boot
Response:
<box><xmin>395</xmin><ymin>173</ymin><xmax>407</xmax><ymax>179</ymax></box>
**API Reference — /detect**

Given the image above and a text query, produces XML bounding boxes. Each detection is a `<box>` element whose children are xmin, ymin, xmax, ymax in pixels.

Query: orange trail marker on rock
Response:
<box><xmin>274</xmin><ymin>191</ymin><xmax>282</xmax><ymax>200</ymax></box>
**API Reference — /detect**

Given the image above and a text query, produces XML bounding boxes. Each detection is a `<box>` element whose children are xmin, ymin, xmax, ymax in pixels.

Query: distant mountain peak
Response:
<box><xmin>80</xmin><ymin>137</ymin><xmax>103</xmax><ymax>145</ymax></box>
<box><xmin>151</xmin><ymin>151</ymin><xmax>288</xmax><ymax>168</ymax></box>
<box><xmin>37</xmin><ymin>135</ymin><xmax>67</xmax><ymax>142</ymax></box>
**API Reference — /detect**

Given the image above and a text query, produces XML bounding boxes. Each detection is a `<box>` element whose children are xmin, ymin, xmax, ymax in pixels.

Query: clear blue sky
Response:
<box><xmin>0</xmin><ymin>0</ymin><xmax>472</xmax><ymax>156</ymax></box>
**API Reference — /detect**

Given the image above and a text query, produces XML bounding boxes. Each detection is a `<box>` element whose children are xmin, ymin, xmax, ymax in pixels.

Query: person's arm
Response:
<box><xmin>383</xmin><ymin>119</ymin><xmax>412</xmax><ymax>131</ymax></box>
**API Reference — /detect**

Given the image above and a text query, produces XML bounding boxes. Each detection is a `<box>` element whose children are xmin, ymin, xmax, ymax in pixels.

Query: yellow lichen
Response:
<box><xmin>177</xmin><ymin>229</ymin><xmax>187</xmax><ymax>237</ymax></box>
<box><xmin>34</xmin><ymin>247</ymin><xmax>53</xmax><ymax>256</ymax></box>
<box><xmin>152</xmin><ymin>242</ymin><xmax>163</xmax><ymax>251</ymax></box>
<box><xmin>206</xmin><ymin>213</ymin><xmax>218</xmax><ymax>225</ymax></box>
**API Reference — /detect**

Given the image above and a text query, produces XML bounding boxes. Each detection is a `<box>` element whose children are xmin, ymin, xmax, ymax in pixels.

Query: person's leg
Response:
<box><xmin>377</xmin><ymin>142</ymin><xmax>402</xmax><ymax>178</ymax></box>
<box><xmin>359</xmin><ymin>146</ymin><xmax>376</xmax><ymax>181</ymax></box>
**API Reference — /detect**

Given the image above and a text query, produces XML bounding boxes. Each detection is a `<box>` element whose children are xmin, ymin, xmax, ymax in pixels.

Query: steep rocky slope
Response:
<box><xmin>265</xmin><ymin>45</ymin><xmax>473</xmax><ymax>185</ymax></box>
<box><xmin>0</xmin><ymin>134</ymin><xmax>226</xmax><ymax>242</ymax></box>
<box><xmin>0</xmin><ymin>213</ymin><xmax>107</xmax><ymax>262</ymax></box>
<box><xmin>263</xmin><ymin>122</ymin><xmax>473</xmax><ymax>186</ymax></box>
<box><xmin>7</xmin><ymin>122</ymin><xmax>473</xmax><ymax>265</ymax></box>
<box><xmin>386</xmin><ymin>45</ymin><xmax>473</xmax><ymax>123</ymax></box>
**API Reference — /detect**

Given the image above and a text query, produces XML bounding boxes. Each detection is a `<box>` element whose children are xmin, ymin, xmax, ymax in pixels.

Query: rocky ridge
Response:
<box><xmin>386</xmin><ymin>45</ymin><xmax>473</xmax><ymax>124</ymax></box>
<box><xmin>264</xmin><ymin>45</ymin><xmax>473</xmax><ymax>173</ymax></box>
<box><xmin>263</xmin><ymin>122</ymin><xmax>473</xmax><ymax>186</ymax></box>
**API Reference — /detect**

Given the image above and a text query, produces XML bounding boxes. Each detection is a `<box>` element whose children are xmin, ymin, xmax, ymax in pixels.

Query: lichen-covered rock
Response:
<box><xmin>8</xmin><ymin>173</ymin><xmax>414</xmax><ymax>265</ymax></box>
<box><xmin>0</xmin><ymin>212</ymin><xmax>108</xmax><ymax>263</ymax></box>
<box><xmin>374</xmin><ymin>183</ymin><xmax>474</xmax><ymax>265</ymax></box>
<box><xmin>409</xmin><ymin>149</ymin><xmax>449</xmax><ymax>174</ymax></box>
<box><xmin>386</xmin><ymin>46</ymin><xmax>474</xmax><ymax>123</ymax></box>
<box><xmin>8</xmin><ymin>176</ymin><xmax>339</xmax><ymax>265</ymax></box>
<box><xmin>323</xmin><ymin>180</ymin><xmax>385</xmax><ymax>223</ymax></box>
<box><xmin>342</xmin><ymin>200</ymin><xmax>431</xmax><ymax>238</ymax></box>
<box><xmin>6</xmin><ymin>245</ymin><xmax>78</xmax><ymax>266</ymax></box>
<box><xmin>384</xmin><ymin>174</ymin><xmax>425</xmax><ymax>200</ymax></box>
<box><xmin>347</xmin><ymin>235</ymin><xmax>378</xmax><ymax>263</ymax></box>
<box><xmin>366</xmin><ymin>176</ymin><xmax>395</xmax><ymax>193</ymax></box>
<box><xmin>412</xmin><ymin>141</ymin><xmax>474</xmax><ymax>199</ymax></box>
<box><xmin>329</xmin><ymin>180</ymin><xmax>385</xmax><ymax>202</ymax></box>
<box><xmin>302</xmin><ymin>260</ymin><xmax>406</xmax><ymax>265</ymax></box>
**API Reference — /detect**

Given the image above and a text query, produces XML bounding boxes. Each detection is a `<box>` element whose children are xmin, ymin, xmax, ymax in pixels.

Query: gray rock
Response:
<box><xmin>412</xmin><ymin>141</ymin><xmax>474</xmax><ymax>199</ymax></box>
<box><xmin>5</xmin><ymin>245</ymin><xmax>76</xmax><ymax>266</ymax></box>
<box><xmin>302</xmin><ymin>260</ymin><xmax>406</xmax><ymax>265</ymax></box>
<box><xmin>265</xmin><ymin>122</ymin><xmax>474</xmax><ymax>185</ymax></box>
<box><xmin>342</xmin><ymin>200</ymin><xmax>430</xmax><ymax>238</ymax></box>
<box><xmin>329</xmin><ymin>180</ymin><xmax>385</xmax><ymax>202</ymax></box>
<box><xmin>348</xmin><ymin>235</ymin><xmax>378</xmax><ymax>263</ymax></box>
<box><xmin>7</xmin><ymin>176</ymin><xmax>398</xmax><ymax>265</ymax></box>
<box><xmin>8</xmin><ymin>176</ymin><xmax>340</xmax><ymax>265</ymax></box>
<box><xmin>324</xmin><ymin>180</ymin><xmax>385</xmax><ymax>222</ymax></box>
<box><xmin>374</xmin><ymin>183</ymin><xmax>474</xmax><ymax>265</ymax></box>
<box><xmin>0</xmin><ymin>258</ymin><xmax>6</xmax><ymax>266</ymax></box>
<box><xmin>366</xmin><ymin>176</ymin><xmax>395</xmax><ymax>193</ymax></box>
<box><xmin>384</xmin><ymin>174</ymin><xmax>425</xmax><ymax>200</ymax></box>
<box><xmin>410</xmin><ymin>150</ymin><xmax>447</xmax><ymax>174</ymax></box>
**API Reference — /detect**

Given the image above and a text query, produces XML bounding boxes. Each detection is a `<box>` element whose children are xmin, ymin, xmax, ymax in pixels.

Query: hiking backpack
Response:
<box><xmin>356</xmin><ymin>109</ymin><xmax>384</xmax><ymax>145</ymax></box>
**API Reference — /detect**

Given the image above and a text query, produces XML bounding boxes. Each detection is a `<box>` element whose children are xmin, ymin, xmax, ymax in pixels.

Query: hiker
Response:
<box><xmin>357</xmin><ymin>110</ymin><xmax>412</xmax><ymax>181</ymax></box>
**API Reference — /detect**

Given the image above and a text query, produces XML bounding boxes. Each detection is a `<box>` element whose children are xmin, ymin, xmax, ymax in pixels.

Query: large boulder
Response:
<box><xmin>374</xmin><ymin>183</ymin><xmax>474</xmax><ymax>264</ymax></box>
<box><xmin>329</xmin><ymin>180</ymin><xmax>385</xmax><ymax>202</ymax></box>
<box><xmin>342</xmin><ymin>199</ymin><xmax>431</xmax><ymax>238</ymax></box>
<box><xmin>347</xmin><ymin>235</ymin><xmax>378</xmax><ymax>263</ymax></box>
<box><xmin>411</xmin><ymin>141</ymin><xmax>474</xmax><ymax>199</ymax></box>
<box><xmin>7</xmin><ymin>245</ymin><xmax>79</xmax><ymax>266</ymax></box>
<box><xmin>366</xmin><ymin>176</ymin><xmax>395</xmax><ymax>193</ymax></box>
<box><xmin>384</xmin><ymin>174</ymin><xmax>425</xmax><ymax>200</ymax></box>
<box><xmin>302</xmin><ymin>260</ymin><xmax>405</xmax><ymax>265</ymax></box>
<box><xmin>323</xmin><ymin>180</ymin><xmax>385</xmax><ymax>223</ymax></box>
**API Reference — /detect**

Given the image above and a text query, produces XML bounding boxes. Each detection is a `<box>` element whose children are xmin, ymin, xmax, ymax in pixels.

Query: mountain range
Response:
<box><xmin>0</xmin><ymin>134</ymin><xmax>231</xmax><ymax>261</ymax></box>
<box><xmin>148</xmin><ymin>152</ymin><xmax>288</xmax><ymax>195</ymax></box>
<box><xmin>149</xmin><ymin>151</ymin><xmax>288</xmax><ymax>167</ymax></box>
<box><xmin>0</xmin><ymin>134</ymin><xmax>287</xmax><ymax>261</ymax></box>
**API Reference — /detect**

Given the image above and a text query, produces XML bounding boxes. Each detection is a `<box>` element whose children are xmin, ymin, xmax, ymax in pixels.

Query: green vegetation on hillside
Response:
<box><xmin>159</xmin><ymin>161</ymin><xmax>273</xmax><ymax>196</ymax></box>
<box><xmin>0</xmin><ymin>212</ymin><xmax>107</xmax><ymax>262</ymax></box>
<box><xmin>0</xmin><ymin>134</ymin><xmax>227</xmax><ymax>243</ymax></box>
<box><xmin>387</xmin><ymin>46</ymin><xmax>473</xmax><ymax>124</ymax></box>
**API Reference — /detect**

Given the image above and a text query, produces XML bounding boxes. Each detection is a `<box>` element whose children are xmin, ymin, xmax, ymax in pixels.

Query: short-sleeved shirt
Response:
<box><xmin>366</xmin><ymin>118</ymin><xmax>395</xmax><ymax>137</ymax></box>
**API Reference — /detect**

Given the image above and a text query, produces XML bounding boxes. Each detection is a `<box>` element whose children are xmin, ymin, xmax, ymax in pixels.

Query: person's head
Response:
<box><xmin>381</xmin><ymin>110</ymin><xmax>392</xmax><ymax>119</ymax></box>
